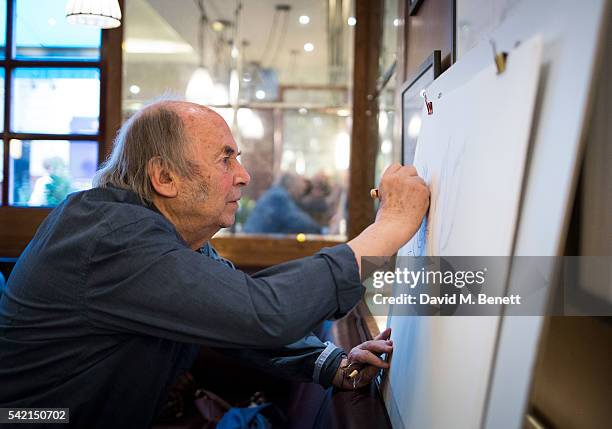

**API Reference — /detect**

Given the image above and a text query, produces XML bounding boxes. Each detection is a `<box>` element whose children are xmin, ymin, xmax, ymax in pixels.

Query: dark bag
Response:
<box><xmin>156</xmin><ymin>372</ymin><xmax>198</xmax><ymax>422</ymax></box>
<box><xmin>194</xmin><ymin>388</ymin><xmax>232</xmax><ymax>429</ymax></box>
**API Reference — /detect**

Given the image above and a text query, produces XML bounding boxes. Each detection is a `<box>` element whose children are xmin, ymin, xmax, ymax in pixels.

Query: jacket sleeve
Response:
<box><xmin>83</xmin><ymin>216</ymin><xmax>363</xmax><ymax>349</ymax></box>
<box><xmin>205</xmin><ymin>244</ymin><xmax>345</xmax><ymax>388</ymax></box>
<box><xmin>215</xmin><ymin>333</ymin><xmax>345</xmax><ymax>388</ymax></box>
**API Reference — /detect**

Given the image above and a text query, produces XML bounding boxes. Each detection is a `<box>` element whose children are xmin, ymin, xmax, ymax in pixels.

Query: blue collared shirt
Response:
<box><xmin>0</xmin><ymin>186</ymin><xmax>362</xmax><ymax>428</ymax></box>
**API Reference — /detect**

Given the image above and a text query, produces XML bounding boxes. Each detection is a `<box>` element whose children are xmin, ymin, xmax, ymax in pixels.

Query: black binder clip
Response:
<box><xmin>420</xmin><ymin>89</ymin><xmax>433</xmax><ymax>115</ymax></box>
<box><xmin>490</xmin><ymin>40</ymin><xmax>508</xmax><ymax>74</ymax></box>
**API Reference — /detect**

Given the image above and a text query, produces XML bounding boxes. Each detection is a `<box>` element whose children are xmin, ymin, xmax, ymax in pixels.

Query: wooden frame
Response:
<box><xmin>560</xmin><ymin>170</ymin><xmax>612</xmax><ymax>315</ymax></box>
<box><xmin>1</xmin><ymin>1</ymin><xmax>103</xmax><ymax>207</ymax></box>
<box><xmin>211</xmin><ymin>234</ymin><xmax>344</xmax><ymax>268</ymax></box>
<box><xmin>451</xmin><ymin>0</ymin><xmax>457</xmax><ymax>63</ymax></box>
<box><xmin>347</xmin><ymin>0</ymin><xmax>383</xmax><ymax>240</ymax></box>
<box><xmin>400</xmin><ymin>50</ymin><xmax>441</xmax><ymax>165</ymax></box>
<box><xmin>403</xmin><ymin>0</ymin><xmax>454</xmax><ymax>79</ymax></box>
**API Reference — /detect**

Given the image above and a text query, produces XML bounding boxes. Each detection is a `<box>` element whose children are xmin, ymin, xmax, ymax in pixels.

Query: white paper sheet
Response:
<box><xmin>384</xmin><ymin>35</ymin><xmax>543</xmax><ymax>429</ymax></box>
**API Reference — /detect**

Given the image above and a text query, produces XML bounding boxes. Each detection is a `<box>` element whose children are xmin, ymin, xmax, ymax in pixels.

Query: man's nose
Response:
<box><xmin>234</xmin><ymin>161</ymin><xmax>251</xmax><ymax>186</ymax></box>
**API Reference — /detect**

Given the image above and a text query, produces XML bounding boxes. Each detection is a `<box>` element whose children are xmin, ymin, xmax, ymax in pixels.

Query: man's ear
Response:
<box><xmin>147</xmin><ymin>157</ymin><xmax>179</xmax><ymax>198</ymax></box>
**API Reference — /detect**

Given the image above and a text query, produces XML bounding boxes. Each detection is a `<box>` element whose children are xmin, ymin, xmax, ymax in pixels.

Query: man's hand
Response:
<box><xmin>332</xmin><ymin>328</ymin><xmax>393</xmax><ymax>390</ymax></box>
<box><xmin>348</xmin><ymin>164</ymin><xmax>429</xmax><ymax>276</ymax></box>
<box><xmin>375</xmin><ymin>163</ymin><xmax>430</xmax><ymax>244</ymax></box>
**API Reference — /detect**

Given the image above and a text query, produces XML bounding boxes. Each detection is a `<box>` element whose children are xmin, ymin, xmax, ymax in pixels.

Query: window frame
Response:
<box><xmin>0</xmin><ymin>0</ymin><xmax>123</xmax><ymax>257</ymax></box>
<box><xmin>1</xmin><ymin>0</ymin><xmax>104</xmax><ymax>206</ymax></box>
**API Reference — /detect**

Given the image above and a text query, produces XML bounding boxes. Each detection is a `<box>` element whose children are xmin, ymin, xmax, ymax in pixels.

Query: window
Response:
<box><xmin>1</xmin><ymin>0</ymin><xmax>102</xmax><ymax>208</ymax></box>
<box><xmin>123</xmin><ymin>0</ymin><xmax>354</xmax><ymax>240</ymax></box>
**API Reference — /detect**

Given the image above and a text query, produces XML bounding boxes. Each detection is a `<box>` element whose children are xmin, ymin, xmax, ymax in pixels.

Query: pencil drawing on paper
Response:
<box><xmin>404</xmin><ymin>135</ymin><xmax>466</xmax><ymax>256</ymax></box>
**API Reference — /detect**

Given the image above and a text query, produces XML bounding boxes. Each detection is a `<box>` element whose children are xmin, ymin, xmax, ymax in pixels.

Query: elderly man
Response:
<box><xmin>0</xmin><ymin>101</ymin><xmax>429</xmax><ymax>428</ymax></box>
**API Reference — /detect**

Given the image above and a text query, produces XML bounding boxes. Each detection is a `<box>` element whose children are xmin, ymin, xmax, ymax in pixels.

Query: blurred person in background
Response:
<box><xmin>299</xmin><ymin>172</ymin><xmax>345</xmax><ymax>230</ymax></box>
<box><xmin>243</xmin><ymin>171</ymin><xmax>322</xmax><ymax>234</ymax></box>
<box><xmin>28</xmin><ymin>156</ymin><xmax>71</xmax><ymax>206</ymax></box>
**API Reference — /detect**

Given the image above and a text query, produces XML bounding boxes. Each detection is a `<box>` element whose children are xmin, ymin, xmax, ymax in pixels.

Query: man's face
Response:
<box><xmin>177</xmin><ymin>108</ymin><xmax>250</xmax><ymax>230</ymax></box>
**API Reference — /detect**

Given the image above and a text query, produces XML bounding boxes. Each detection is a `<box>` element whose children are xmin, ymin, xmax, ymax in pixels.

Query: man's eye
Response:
<box><xmin>223</xmin><ymin>157</ymin><xmax>231</xmax><ymax>164</ymax></box>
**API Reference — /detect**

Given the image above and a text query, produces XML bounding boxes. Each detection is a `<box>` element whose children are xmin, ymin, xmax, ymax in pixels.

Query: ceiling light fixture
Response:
<box><xmin>260</xmin><ymin>4</ymin><xmax>291</xmax><ymax>67</ymax></box>
<box><xmin>186</xmin><ymin>68</ymin><xmax>214</xmax><ymax>103</ymax></box>
<box><xmin>298</xmin><ymin>15</ymin><xmax>310</xmax><ymax>25</ymax></box>
<box><xmin>303</xmin><ymin>42</ymin><xmax>314</xmax><ymax>52</ymax></box>
<box><xmin>335</xmin><ymin>132</ymin><xmax>350</xmax><ymax>170</ymax></box>
<box><xmin>186</xmin><ymin>0</ymin><xmax>215</xmax><ymax>104</ymax></box>
<box><xmin>229</xmin><ymin>70</ymin><xmax>240</xmax><ymax>105</ymax></box>
<box><xmin>65</xmin><ymin>0</ymin><xmax>122</xmax><ymax>29</ymax></box>
<box><xmin>211</xmin><ymin>20</ymin><xmax>225</xmax><ymax>32</ymax></box>
<box><xmin>347</xmin><ymin>16</ymin><xmax>356</xmax><ymax>26</ymax></box>
<box><xmin>238</xmin><ymin>109</ymin><xmax>264</xmax><ymax>139</ymax></box>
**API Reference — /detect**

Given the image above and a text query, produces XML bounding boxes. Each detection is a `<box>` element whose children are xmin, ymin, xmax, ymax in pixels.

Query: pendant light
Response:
<box><xmin>65</xmin><ymin>0</ymin><xmax>122</xmax><ymax>29</ymax></box>
<box><xmin>185</xmin><ymin>0</ymin><xmax>214</xmax><ymax>104</ymax></box>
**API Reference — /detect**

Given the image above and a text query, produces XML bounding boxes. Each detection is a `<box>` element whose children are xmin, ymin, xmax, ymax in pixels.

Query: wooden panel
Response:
<box><xmin>0</xmin><ymin>208</ymin><xmax>50</xmax><ymax>257</ymax></box>
<box><xmin>347</xmin><ymin>0</ymin><xmax>383</xmax><ymax>239</ymax></box>
<box><xmin>396</xmin><ymin>0</ymin><xmax>408</xmax><ymax>85</ymax></box>
<box><xmin>528</xmin><ymin>317</ymin><xmax>612</xmax><ymax>429</ymax></box>
<box><xmin>404</xmin><ymin>0</ymin><xmax>454</xmax><ymax>79</ymax></box>
<box><xmin>210</xmin><ymin>234</ymin><xmax>345</xmax><ymax>268</ymax></box>
<box><xmin>579</xmin><ymin>3</ymin><xmax>612</xmax><ymax>259</ymax></box>
<box><xmin>391</xmin><ymin>0</ymin><xmax>408</xmax><ymax>164</ymax></box>
<box><xmin>100</xmin><ymin>0</ymin><xmax>124</xmax><ymax>158</ymax></box>
<box><xmin>0</xmin><ymin>217</ymin><xmax>343</xmax><ymax>264</ymax></box>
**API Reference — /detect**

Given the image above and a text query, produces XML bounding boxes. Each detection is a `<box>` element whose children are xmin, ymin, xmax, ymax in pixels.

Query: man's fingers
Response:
<box><xmin>382</xmin><ymin>163</ymin><xmax>402</xmax><ymax>177</ymax></box>
<box><xmin>382</xmin><ymin>164</ymin><xmax>418</xmax><ymax>178</ymax></box>
<box><xmin>358</xmin><ymin>339</ymin><xmax>393</xmax><ymax>354</ymax></box>
<box><xmin>403</xmin><ymin>165</ymin><xmax>418</xmax><ymax>176</ymax></box>
<box><xmin>374</xmin><ymin>327</ymin><xmax>392</xmax><ymax>341</ymax></box>
<box><xmin>350</xmin><ymin>349</ymin><xmax>390</xmax><ymax>369</ymax></box>
<box><xmin>338</xmin><ymin>338</ymin><xmax>395</xmax><ymax>390</ymax></box>
<box><xmin>412</xmin><ymin>176</ymin><xmax>427</xmax><ymax>187</ymax></box>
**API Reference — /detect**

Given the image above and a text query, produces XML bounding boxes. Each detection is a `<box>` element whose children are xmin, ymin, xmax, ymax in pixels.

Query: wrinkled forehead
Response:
<box><xmin>180</xmin><ymin>106</ymin><xmax>237</xmax><ymax>157</ymax></box>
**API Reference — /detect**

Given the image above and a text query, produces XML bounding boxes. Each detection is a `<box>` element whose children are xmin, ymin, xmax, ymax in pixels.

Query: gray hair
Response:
<box><xmin>93</xmin><ymin>102</ymin><xmax>197</xmax><ymax>203</ymax></box>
